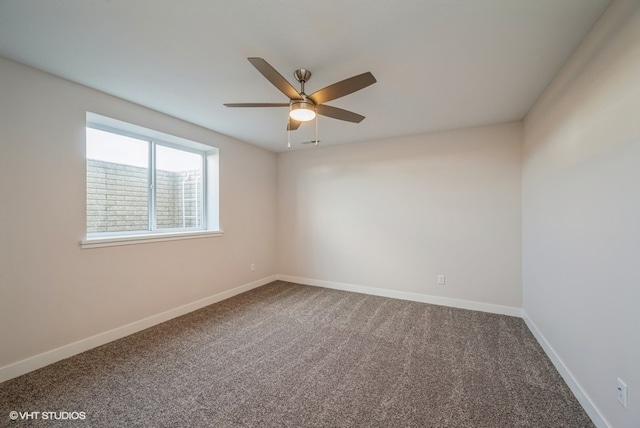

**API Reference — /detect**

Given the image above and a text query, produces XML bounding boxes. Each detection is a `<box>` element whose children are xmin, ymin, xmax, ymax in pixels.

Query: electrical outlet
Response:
<box><xmin>617</xmin><ymin>378</ymin><xmax>628</xmax><ymax>409</ymax></box>
<box><xmin>437</xmin><ymin>275</ymin><xmax>445</xmax><ymax>285</ymax></box>
<box><xmin>250</xmin><ymin>263</ymin><xmax>255</xmax><ymax>272</ymax></box>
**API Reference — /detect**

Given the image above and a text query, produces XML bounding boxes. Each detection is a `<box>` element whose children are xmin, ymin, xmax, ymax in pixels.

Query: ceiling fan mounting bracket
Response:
<box><xmin>294</xmin><ymin>69</ymin><xmax>312</xmax><ymax>84</ymax></box>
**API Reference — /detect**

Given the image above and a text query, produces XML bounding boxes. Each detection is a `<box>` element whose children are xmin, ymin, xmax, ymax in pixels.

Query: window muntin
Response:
<box><xmin>86</xmin><ymin>126</ymin><xmax>206</xmax><ymax>237</ymax></box>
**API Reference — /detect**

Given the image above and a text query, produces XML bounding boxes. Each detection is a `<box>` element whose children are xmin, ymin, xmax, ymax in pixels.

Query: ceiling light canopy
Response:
<box><xmin>289</xmin><ymin>100</ymin><xmax>316</xmax><ymax>122</ymax></box>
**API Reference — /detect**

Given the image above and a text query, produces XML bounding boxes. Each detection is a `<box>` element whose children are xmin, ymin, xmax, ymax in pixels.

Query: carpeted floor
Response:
<box><xmin>0</xmin><ymin>281</ymin><xmax>593</xmax><ymax>427</ymax></box>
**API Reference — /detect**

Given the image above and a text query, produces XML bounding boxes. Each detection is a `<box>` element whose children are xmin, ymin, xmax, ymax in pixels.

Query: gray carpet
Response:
<box><xmin>1</xmin><ymin>281</ymin><xmax>593</xmax><ymax>427</ymax></box>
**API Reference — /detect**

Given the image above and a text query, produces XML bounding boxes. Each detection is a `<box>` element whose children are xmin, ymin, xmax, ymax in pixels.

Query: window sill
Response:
<box><xmin>81</xmin><ymin>230</ymin><xmax>223</xmax><ymax>249</ymax></box>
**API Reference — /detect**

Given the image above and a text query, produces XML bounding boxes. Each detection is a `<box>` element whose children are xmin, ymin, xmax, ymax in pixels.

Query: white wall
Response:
<box><xmin>278</xmin><ymin>122</ymin><xmax>522</xmax><ymax>310</ymax></box>
<box><xmin>4</xmin><ymin>4</ymin><xmax>637</xmax><ymax>424</ymax></box>
<box><xmin>522</xmin><ymin>0</ymin><xmax>640</xmax><ymax>426</ymax></box>
<box><xmin>0</xmin><ymin>57</ymin><xmax>277</xmax><ymax>376</ymax></box>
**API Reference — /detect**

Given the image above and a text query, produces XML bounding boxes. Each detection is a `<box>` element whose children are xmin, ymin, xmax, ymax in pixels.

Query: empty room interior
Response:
<box><xmin>0</xmin><ymin>1</ymin><xmax>638</xmax><ymax>427</ymax></box>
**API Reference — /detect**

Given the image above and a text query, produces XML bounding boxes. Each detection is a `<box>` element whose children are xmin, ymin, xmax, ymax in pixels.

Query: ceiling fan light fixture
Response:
<box><xmin>289</xmin><ymin>100</ymin><xmax>316</xmax><ymax>122</ymax></box>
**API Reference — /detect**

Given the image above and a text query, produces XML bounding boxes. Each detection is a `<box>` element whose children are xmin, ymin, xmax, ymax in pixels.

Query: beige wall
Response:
<box><xmin>522</xmin><ymin>0</ymin><xmax>640</xmax><ymax>426</ymax></box>
<box><xmin>0</xmin><ymin>57</ymin><xmax>277</xmax><ymax>370</ymax></box>
<box><xmin>277</xmin><ymin>122</ymin><xmax>522</xmax><ymax>308</ymax></box>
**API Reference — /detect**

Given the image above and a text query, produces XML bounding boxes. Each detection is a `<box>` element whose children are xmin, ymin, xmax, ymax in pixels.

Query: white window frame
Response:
<box><xmin>82</xmin><ymin>113</ymin><xmax>222</xmax><ymax>249</ymax></box>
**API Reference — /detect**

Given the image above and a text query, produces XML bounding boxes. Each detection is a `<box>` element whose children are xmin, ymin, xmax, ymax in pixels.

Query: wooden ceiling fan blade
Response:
<box><xmin>316</xmin><ymin>104</ymin><xmax>365</xmax><ymax>123</ymax></box>
<box><xmin>287</xmin><ymin>118</ymin><xmax>301</xmax><ymax>131</ymax></box>
<box><xmin>224</xmin><ymin>103</ymin><xmax>289</xmax><ymax>107</ymax></box>
<box><xmin>308</xmin><ymin>72</ymin><xmax>376</xmax><ymax>105</ymax></box>
<box><xmin>248</xmin><ymin>57</ymin><xmax>302</xmax><ymax>100</ymax></box>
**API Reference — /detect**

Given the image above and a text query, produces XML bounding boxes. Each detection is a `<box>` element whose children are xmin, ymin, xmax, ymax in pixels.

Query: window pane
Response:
<box><xmin>155</xmin><ymin>145</ymin><xmax>203</xmax><ymax>229</ymax></box>
<box><xmin>86</xmin><ymin>128</ymin><xmax>149</xmax><ymax>233</ymax></box>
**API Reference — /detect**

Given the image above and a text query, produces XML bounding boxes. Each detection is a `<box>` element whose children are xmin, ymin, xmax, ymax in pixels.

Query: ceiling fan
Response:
<box><xmin>224</xmin><ymin>57</ymin><xmax>376</xmax><ymax>131</ymax></box>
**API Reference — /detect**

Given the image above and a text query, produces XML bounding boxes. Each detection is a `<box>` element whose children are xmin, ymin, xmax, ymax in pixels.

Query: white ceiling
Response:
<box><xmin>0</xmin><ymin>0</ymin><xmax>611</xmax><ymax>152</ymax></box>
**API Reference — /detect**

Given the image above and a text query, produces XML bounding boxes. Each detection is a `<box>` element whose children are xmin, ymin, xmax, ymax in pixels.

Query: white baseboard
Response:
<box><xmin>276</xmin><ymin>275</ymin><xmax>523</xmax><ymax>317</ymax></box>
<box><xmin>522</xmin><ymin>312</ymin><xmax>609</xmax><ymax>428</ymax></box>
<box><xmin>0</xmin><ymin>275</ymin><xmax>277</xmax><ymax>384</ymax></box>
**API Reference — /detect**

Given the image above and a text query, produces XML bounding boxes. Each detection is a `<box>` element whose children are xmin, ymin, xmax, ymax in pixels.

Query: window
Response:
<box><xmin>83</xmin><ymin>113</ymin><xmax>220</xmax><ymax>248</ymax></box>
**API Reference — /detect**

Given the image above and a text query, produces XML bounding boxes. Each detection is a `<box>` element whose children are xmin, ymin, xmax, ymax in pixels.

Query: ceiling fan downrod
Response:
<box><xmin>294</xmin><ymin>69</ymin><xmax>312</xmax><ymax>94</ymax></box>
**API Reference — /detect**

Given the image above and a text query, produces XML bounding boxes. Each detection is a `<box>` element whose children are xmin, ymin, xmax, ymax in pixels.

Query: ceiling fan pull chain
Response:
<box><xmin>315</xmin><ymin>113</ymin><xmax>318</xmax><ymax>146</ymax></box>
<box><xmin>288</xmin><ymin>104</ymin><xmax>292</xmax><ymax>149</ymax></box>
